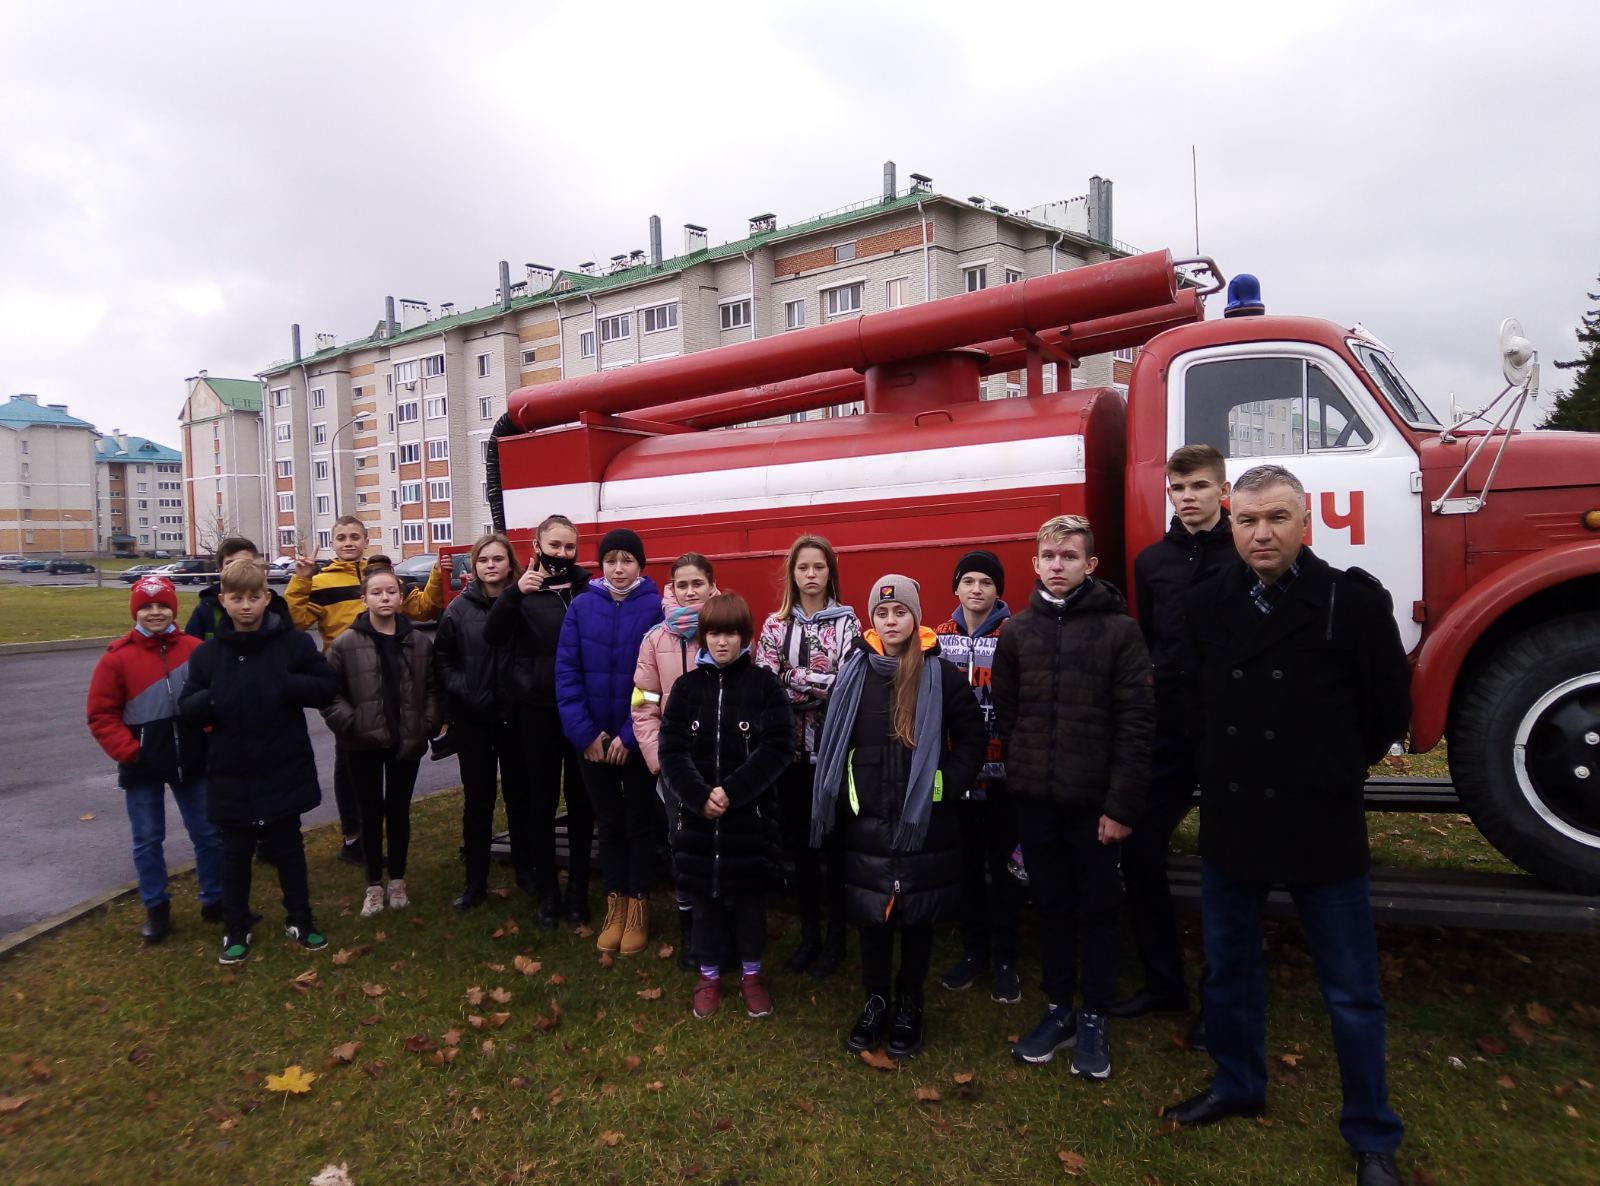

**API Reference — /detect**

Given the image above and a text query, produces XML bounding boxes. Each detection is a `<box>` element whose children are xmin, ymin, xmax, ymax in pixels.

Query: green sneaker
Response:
<box><xmin>285</xmin><ymin>924</ymin><xmax>328</xmax><ymax>951</ymax></box>
<box><xmin>219</xmin><ymin>933</ymin><xmax>251</xmax><ymax>965</ymax></box>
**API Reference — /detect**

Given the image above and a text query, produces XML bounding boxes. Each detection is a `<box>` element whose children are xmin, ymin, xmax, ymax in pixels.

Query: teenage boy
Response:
<box><xmin>933</xmin><ymin>550</ymin><xmax>1022</xmax><ymax>1005</ymax></box>
<box><xmin>286</xmin><ymin>515</ymin><xmax>443</xmax><ymax>867</ymax></box>
<box><xmin>181</xmin><ymin>558</ymin><xmax>338</xmax><ymax>964</ymax></box>
<box><xmin>186</xmin><ymin>536</ymin><xmax>290</xmax><ymax>641</ymax></box>
<box><xmin>992</xmin><ymin>515</ymin><xmax>1153</xmax><ymax>1080</ymax></box>
<box><xmin>87</xmin><ymin>575</ymin><xmax>224</xmax><ymax>943</ymax></box>
<box><xmin>1112</xmin><ymin>445</ymin><xmax>1235</xmax><ymax>1022</ymax></box>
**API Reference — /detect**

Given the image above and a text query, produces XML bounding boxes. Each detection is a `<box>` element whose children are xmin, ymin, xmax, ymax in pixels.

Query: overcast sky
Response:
<box><xmin>2</xmin><ymin>1</ymin><xmax>1594</xmax><ymax>443</ymax></box>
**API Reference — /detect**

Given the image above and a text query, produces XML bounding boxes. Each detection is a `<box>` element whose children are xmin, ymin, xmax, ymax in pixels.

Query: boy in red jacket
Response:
<box><xmin>86</xmin><ymin>575</ymin><xmax>224</xmax><ymax>943</ymax></box>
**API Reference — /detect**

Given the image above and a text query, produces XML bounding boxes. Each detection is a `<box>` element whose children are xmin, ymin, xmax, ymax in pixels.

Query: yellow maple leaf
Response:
<box><xmin>265</xmin><ymin>1065</ymin><xmax>317</xmax><ymax>1094</ymax></box>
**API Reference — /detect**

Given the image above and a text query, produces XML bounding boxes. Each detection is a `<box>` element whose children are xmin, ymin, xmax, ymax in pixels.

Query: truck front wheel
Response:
<box><xmin>1449</xmin><ymin>611</ymin><xmax>1600</xmax><ymax>894</ymax></box>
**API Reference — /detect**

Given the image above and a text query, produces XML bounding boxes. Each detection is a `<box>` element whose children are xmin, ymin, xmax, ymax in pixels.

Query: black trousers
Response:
<box><xmin>1015</xmin><ymin>799</ymin><xmax>1122</xmax><ymax>1012</ymax></box>
<box><xmin>220</xmin><ymin>814</ymin><xmax>311</xmax><ymax>936</ymax></box>
<box><xmin>956</xmin><ymin>791</ymin><xmax>1022</xmax><ymax>964</ymax></box>
<box><xmin>580</xmin><ymin>750</ymin><xmax>659</xmax><ymax>897</ymax></box>
<box><xmin>859</xmin><ymin>921</ymin><xmax>935</xmax><ymax>1001</ymax></box>
<box><xmin>686</xmin><ymin>891</ymin><xmax>766</xmax><ymax>969</ymax></box>
<box><xmin>779</xmin><ymin>761</ymin><xmax>847</xmax><ymax>934</ymax></box>
<box><xmin>453</xmin><ymin>715</ymin><xmax>534</xmax><ymax>890</ymax></box>
<box><xmin>1119</xmin><ymin>733</ymin><xmax>1197</xmax><ymax>998</ymax></box>
<box><xmin>521</xmin><ymin>706</ymin><xmax>592</xmax><ymax>900</ymax></box>
<box><xmin>348</xmin><ymin>747</ymin><xmax>420</xmax><ymax>884</ymax></box>
<box><xmin>332</xmin><ymin>741</ymin><xmax>361</xmax><ymax>837</ymax></box>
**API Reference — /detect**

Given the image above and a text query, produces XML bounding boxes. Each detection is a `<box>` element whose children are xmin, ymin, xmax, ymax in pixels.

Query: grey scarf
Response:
<box><xmin>812</xmin><ymin>647</ymin><xmax>944</xmax><ymax>852</ymax></box>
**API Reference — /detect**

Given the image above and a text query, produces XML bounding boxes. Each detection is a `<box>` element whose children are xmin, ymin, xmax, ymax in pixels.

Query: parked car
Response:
<box><xmin>118</xmin><ymin>563</ymin><xmax>164</xmax><ymax>584</ymax></box>
<box><xmin>158</xmin><ymin>558</ymin><xmax>212</xmax><ymax>586</ymax></box>
<box><xmin>18</xmin><ymin>559</ymin><xmax>48</xmax><ymax>572</ymax></box>
<box><xmin>142</xmin><ymin>550</ymin><xmax>173</xmax><ymax>560</ymax></box>
<box><xmin>0</xmin><ymin>554</ymin><xmax>29</xmax><ymax>570</ymax></box>
<box><xmin>46</xmin><ymin>558</ymin><xmax>97</xmax><ymax>575</ymax></box>
<box><xmin>265</xmin><ymin>561</ymin><xmax>291</xmax><ymax>585</ymax></box>
<box><xmin>391</xmin><ymin>554</ymin><xmax>439</xmax><ymax>594</ymax></box>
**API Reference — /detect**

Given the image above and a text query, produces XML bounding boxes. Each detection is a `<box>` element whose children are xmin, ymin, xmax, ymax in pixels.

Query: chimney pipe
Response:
<box><xmin>384</xmin><ymin>296</ymin><xmax>397</xmax><ymax>338</ymax></box>
<box><xmin>883</xmin><ymin>160</ymin><xmax>896</xmax><ymax>201</ymax></box>
<box><xmin>291</xmin><ymin>324</ymin><xmax>302</xmax><ymax>362</ymax></box>
<box><xmin>649</xmin><ymin>215</ymin><xmax>663</xmax><ymax>266</ymax></box>
<box><xmin>499</xmin><ymin>261</ymin><xmax>512</xmax><ymax>311</ymax></box>
<box><xmin>1099</xmin><ymin>178</ymin><xmax>1113</xmax><ymax>244</ymax></box>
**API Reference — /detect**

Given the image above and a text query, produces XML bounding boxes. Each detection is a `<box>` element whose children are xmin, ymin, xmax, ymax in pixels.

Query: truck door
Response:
<box><xmin>1169</xmin><ymin>342</ymin><xmax>1424</xmax><ymax>651</ymax></box>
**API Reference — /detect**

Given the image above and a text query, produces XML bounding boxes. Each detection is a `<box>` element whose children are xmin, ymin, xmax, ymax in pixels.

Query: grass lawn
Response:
<box><xmin>3</xmin><ymin>787</ymin><xmax>1596</xmax><ymax>1185</ymax></box>
<box><xmin>0</xmin><ymin>586</ymin><xmax>202</xmax><ymax>645</ymax></box>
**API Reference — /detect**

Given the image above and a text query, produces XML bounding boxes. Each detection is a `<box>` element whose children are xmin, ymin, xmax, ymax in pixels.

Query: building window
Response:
<box><xmin>275</xmin><ymin>460</ymin><xmax>293</xmax><ymax>478</ymax></box>
<box><xmin>316</xmin><ymin>495</ymin><xmax>331</xmax><ymax>515</ymax></box>
<box><xmin>428</xmin><ymin>478</ymin><xmax>451</xmax><ymax>502</ymax></box>
<box><xmin>476</xmin><ymin>353</ymin><xmax>491</xmax><ymax>378</ymax></box>
<box><xmin>392</xmin><ymin>528</ymin><xmax>400</xmax><ymax>548</ymax></box>
<box><xmin>277</xmin><ymin>493</ymin><xmax>295</xmax><ymax>512</ymax></box>
<box><xmin>834</xmin><ymin>242</ymin><xmax>856</xmax><ymax>263</ymax></box>
<box><xmin>427</xmin><ymin>439</ymin><xmax>449</xmax><ymax>461</ymax></box>
<box><xmin>1113</xmin><ymin>346</ymin><xmax>1135</xmax><ymax>363</ymax></box>
<box><xmin>387</xmin><ymin>374</ymin><xmax>394</xmax><ymax>395</ymax></box>
<box><xmin>520</xmin><ymin>346</ymin><xmax>538</xmax><ymax>368</ymax></box>
<box><xmin>402</xmin><ymin>523</ymin><xmax>424</xmax><ymax>544</ymax></box>
<box><xmin>400</xmin><ymin>482</ymin><xmax>422</xmax><ymax>504</ymax></box>
<box><xmin>425</xmin><ymin>396</ymin><xmax>447</xmax><ymax>419</ymax></box>
<box><xmin>579</xmin><ymin>331</ymin><xmax>595</xmax><ymax>359</ymax></box>
<box><xmin>275</xmin><ymin>423</ymin><xmax>291</xmax><ymax>442</ymax></box>
<box><xmin>824</xmin><ymin>283</ymin><xmax>863</xmax><ymax>317</ymax></box>
<box><xmin>391</xmin><ymin>490</ymin><xmax>398</xmax><ymax>510</ymax></box>
<box><xmin>784</xmin><ymin>299</ymin><xmax>806</xmax><ymax>331</ymax></box>
<box><xmin>430</xmin><ymin>521</ymin><xmax>452</xmax><ymax>544</ymax></box>
<box><xmin>317</xmin><ymin>529</ymin><xmax>331</xmax><ymax>550</ymax></box>
<box><xmin>313</xmin><ymin>423</ymin><xmax>327</xmax><ymax>445</ymax></box>
<box><xmin>314</xmin><ymin>460</ymin><xmax>329</xmax><ymax>481</ymax></box>
<box><xmin>422</xmin><ymin>354</ymin><xmax>445</xmax><ymax>378</ymax></box>
<box><xmin>398</xmin><ymin>401</ymin><xmax>419</xmax><ymax>424</ymax></box>
<box><xmin>1004</xmin><ymin>267</ymin><xmax>1023</xmax><ymax>285</ymax></box>
<box><xmin>641</xmin><ymin>302</ymin><xmax>678</xmax><ymax>333</ymax></box>
<box><xmin>399</xmin><ymin>442</ymin><xmax>421</xmax><ymax>464</ymax></box>
<box><xmin>720</xmin><ymin>300</ymin><xmax>751</xmax><ymax>331</ymax></box>
<box><xmin>885</xmin><ymin>277</ymin><xmax>907</xmax><ymax>309</ymax></box>
<box><xmin>963</xmin><ymin>265</ymin><xmax>988</xmax><ymax>292</ymax></box>
<box><xmin>599</xmin><ymin>313</ymin><xmax>631</xmax><ymax>342</ymax></box>
<box><xmin>271</xmin><ymin>388</ymin><xmax>289</xmax><ymax>408</ymax></box>
<box><xmin>394</xmin><ymin>360</ymin><xmax>419</xmax><ymax>383</ymax></box>
<box><xmin>137</xmin><ymin>499</ymin><xmax>149</xmax><ymax>509</ymax></box>
<box><xmin>479</xmin><ymin>396</ymin><xmax>493</xmax><ymax>420</ymax></box>
<box><xmin>387</xmin><ymin>450</ymin><xmax>396</xmax><ymax>473</ymax></box>
<box><xmin>310</xmin><ymin>387</ymin><xmax>326</xmax><ymax>409</ymax></box>
<box><xmin>279</xmin><ymin>529</ymin><xmax>296</xmax><ymax>551</ymax></box>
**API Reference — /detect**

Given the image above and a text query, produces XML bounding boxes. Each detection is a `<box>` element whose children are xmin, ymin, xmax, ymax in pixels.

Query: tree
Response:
<box><xmin>1541</xmin><ymin>275</ymin><xmax>1600</xmax><ymax>432</ymax></box>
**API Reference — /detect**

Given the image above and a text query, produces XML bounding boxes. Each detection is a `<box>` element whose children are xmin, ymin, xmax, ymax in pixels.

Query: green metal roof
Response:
<box><xmin>95</xmin><ymin>434</ymin><xmax>182</xmax><ymax>465</ymax></box>
<box><xmin>259</xmin><ymin>190</ymin><xmax>1120</xmax><ymax>377</ymax></box>
<box><xmin>0</xmin><ymin>396</ymin><xmax>96</xmax><ymax>431</ymax></box>
<box><xmin>198</xmin><ymin>376</ymin><xmax>262</xmax><ymax>411</ymax></box>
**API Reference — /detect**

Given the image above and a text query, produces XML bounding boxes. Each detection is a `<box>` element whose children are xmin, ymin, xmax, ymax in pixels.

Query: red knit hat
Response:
<box><xmin>130</xmin><ymin>575</ymin><xmax>178</xmax><ymax>618</ymax></box>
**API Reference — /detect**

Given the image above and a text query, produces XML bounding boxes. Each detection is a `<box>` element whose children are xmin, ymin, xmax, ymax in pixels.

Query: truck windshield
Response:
<box><xmin>1350</xmin><ymin>341</ymin><xmax>1442</xmax><ymax>430</ymax></box>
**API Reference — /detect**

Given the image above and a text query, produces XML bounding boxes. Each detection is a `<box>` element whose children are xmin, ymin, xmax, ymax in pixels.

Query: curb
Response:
<box><xmin>0</xmin><ymin>636</ymin><xmax>117</xmax><ymax>657</ymax></box>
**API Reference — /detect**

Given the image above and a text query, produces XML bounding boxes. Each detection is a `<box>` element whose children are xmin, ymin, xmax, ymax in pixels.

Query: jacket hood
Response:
<box><xmin>353</xmin><ymin>610</ymin><xmax>415</xmax><ymax>641</ymax></box>
<box><xmin>943</xmin><ymin>600</ymin><xmax>1012</xmax><ymax>638</ymax></box>
<box><xmin>695</xmin><ymin>646</ymin><xmax>752</xmax><ymax>671</ymax></box>
<box><xmin>792</xmin><ymin>600</ymin><xmax>856</xmax><ymax>626</ymax></box>
<box><xmin>1029</xmin><ymin>577</ymin><xmax>1128</xmax><ymax>618</ymax></box>
<box><xmin>860</xmin><ymin>625</ymin><xmax>941</xmax><ymax>657</ymax></box>
<box><xmin>1165</xmin><ymin>505</ymin><xmax>1233</xmax><ymax>545</ymax></box>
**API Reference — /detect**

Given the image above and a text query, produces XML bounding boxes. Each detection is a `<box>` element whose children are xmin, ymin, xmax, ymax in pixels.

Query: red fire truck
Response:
<box><xmin>463</xmin><ymin>250</ymin><xmax>1600</xmax><ymax>894</ymax></box>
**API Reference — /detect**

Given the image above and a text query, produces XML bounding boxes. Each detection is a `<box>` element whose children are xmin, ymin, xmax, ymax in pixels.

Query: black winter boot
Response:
<box><xmin>887</xmin><ymin>993</ymin><xmax>926</xmax><ymax>1059</ymax></box>
<box><xmin>809</xmin><ymin>926</ymin><xmax>846</xmax><ymax>981</ymax></box>
<box><xmin>139</xmin><ymin>901</ymin><xmax>172</xmax><ymax>944</ymax></box>
<box><xmin>784</xmin><ymin>915</ymin><xmax>822</xmax><ymax>975</ymax></box>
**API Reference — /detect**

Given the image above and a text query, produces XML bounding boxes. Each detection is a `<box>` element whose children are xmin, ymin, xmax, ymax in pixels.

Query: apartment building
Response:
<box><xmin>94</xmin><ymin>433</ymin><xmax>185</xmax><ymax>556</ymax></box>
<box><xmin>179</xmin><ymin>372</ymin><xmax>269</xmax><ymax>557</ymax></box>
<box><xmin>0</xmin><ymin>394</ymin><xmax>100</xmax><ymax>556</ymax></box>
<box><xmin>259</xmin><ymin>169</ymin><xmax>1130</xmax><ymax>559</ymax></box>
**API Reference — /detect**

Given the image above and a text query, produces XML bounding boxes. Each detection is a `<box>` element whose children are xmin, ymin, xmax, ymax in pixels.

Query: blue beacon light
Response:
<box><xmin>1224</xmin><ymin>273</ymin><xmax>1266</xmax><ymax>318</ymax></box>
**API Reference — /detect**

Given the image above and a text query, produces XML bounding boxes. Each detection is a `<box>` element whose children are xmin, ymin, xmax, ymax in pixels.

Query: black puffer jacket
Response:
<box><xmin>179</xmin><ymin>612</ymin><xmax>336</xmax><ymax>826</ymax></box>
<box><xmin>185</xmin><ymin>585</ymin><xmax>292</xmax><ymax>642</ymax></box>
<box><xmin>322</xmin><ymin>614</ymin><xmax>442</xmax><ymax>759</ymax></box>
<box><xmin>434</xmin><ymin>581</ymin><xmax>519</xmax><ymax>722</ymax></box>
<box><xmin>834</xmin><ymin>637</ymin><xmax>988</xmax><ymax>928</ymax></box>
<box><xmin>483</xmin><ymin>562</ymin><xmax>590</xmax><ymax>707</ymax></box>
<box><xmin>660</xmin><ymin>653</ymin><xmax>794</xmax><ymax>897</ymax></box>
<box><xmin>991</xmin><ymin>579</ymin><xmax>1155</xmax><ymax>825</ymax></box>
<box><xmin>1134</xmin><ymin>510</ymin><xmax>1235</xmax><ymax>736</ymax></box>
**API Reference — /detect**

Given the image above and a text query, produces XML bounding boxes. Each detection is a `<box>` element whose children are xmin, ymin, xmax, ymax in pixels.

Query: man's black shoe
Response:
<box><xmin>139</xmin><ymin>902</ymin><xmax>172</xmax><ymax>944</ymax></box>
<box><xmin>200</xmin><ymin>902</ymin><xmax>225</xmax><ymax>924</ymax></box>
<box><xmin>337</xmin><ymin>838</ymin><xmax>364</xmax><ymax>868</ymax></box>
<box><xmin>536</xmin><ymin>893</ymin><xmax>562</xmax><ymax>931</ymax></box>
<box><xmin>1185</xmin><ymin>1013</ymin><xmax>1208</xmax><ymax>1053</ymax></box>
<box><xmin>886</xmin><ymin>995</ymin><xmax>925</xmax><ymax>1059</ymax></box>
<box><xmin>1164</xmin><ymin>1090</ymin><xmax>1265</xmax><ymax>1127</ymax></box>
<box><xmin>452</xmin><ymin>884</ymin><xmax>487</xmax><ymax>914</ymax></box>
<box><xmin>845</xmin><ymin>994</ymin><xmax>890</xmax><ymax>1053</ymax></box>
<box><xmin>564</xmin><ymin>881</ymin><xmax>590</xmax><ymax>926</ymax></box>
<box><xmin>1355</xmin><ymin>1152</ymin><xmax>1402</xmax><ymax>1186</ymax></box>
<box><xmin>1107</xmin><ymin>986</ymin><xmax>1189</xmax><ymax>1019</ymax></box>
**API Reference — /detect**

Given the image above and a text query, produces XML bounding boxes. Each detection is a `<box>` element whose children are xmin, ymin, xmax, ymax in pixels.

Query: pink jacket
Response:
<box><xmin>631</xmin><ymin>584</ymin><xmax>719</xmax><ymax>773</ymax></box>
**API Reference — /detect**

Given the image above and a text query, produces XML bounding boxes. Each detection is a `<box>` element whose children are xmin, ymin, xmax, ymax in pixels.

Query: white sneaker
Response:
<box><xmin>360</xmin><ymin>885</ymin><xmax>385</xmax><ymax>917</ymax></box>
<box><xmin>386</xmin><ymin>878</ymin><xmax>409</xmax><ymax>910</ymax></box>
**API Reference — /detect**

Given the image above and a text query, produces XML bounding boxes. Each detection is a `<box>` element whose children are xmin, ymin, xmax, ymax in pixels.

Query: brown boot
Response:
<box><xmin>597</xmin><ymin>892</ymin><xmax>626</xmax><ymax>953</ymax></box>
<box><xmin>620</xmin><ymin>895</ymin><xmax>649</xmax><ymax>955</ymax></box>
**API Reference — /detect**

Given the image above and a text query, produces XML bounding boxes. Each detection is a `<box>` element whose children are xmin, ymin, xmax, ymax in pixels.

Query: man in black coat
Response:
<box><xmin>1113</xmin><ymin>443</ymin><xmax>1236</xmax><ymax>1020</ymax></box>
<box><xmin>1166</xmin><ymin>464</ymin><xmax>1410</xmax><ymax>1186</ymax></box>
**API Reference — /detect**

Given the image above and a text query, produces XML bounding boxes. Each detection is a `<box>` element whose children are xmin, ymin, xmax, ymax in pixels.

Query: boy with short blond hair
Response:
<box><xmin>992</xmin><ymin>514</ymin><xmax>1154</xmax><ymax>1079</ymax></box>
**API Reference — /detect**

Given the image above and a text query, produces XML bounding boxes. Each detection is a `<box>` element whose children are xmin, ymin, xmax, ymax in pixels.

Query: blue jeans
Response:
<box><xmin>124</xmin><ymin>778</ymin><xmax>224</xmax><ymax>909</ymax></box>
<box><xmin>1200</xmin><ymin>863</ymin><xmax>1403</xmax><ymax>1154</ymax></box>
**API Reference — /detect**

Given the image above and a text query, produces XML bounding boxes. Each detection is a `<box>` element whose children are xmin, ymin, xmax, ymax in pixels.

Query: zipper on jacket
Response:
<box><xmin>712</xmin><ymin>668</ymin><xmax>725</xmax><ymax>898</ymax></box>
<box><xmin>1048</xmin><ymin>613</ymin><xmax>1064</xmax><ymax>790</ymax></box>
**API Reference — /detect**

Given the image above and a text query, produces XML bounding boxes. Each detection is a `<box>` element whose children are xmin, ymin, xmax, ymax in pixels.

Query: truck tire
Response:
<box><xmin>1449</xmin><ymin>611</ymin><xmax>1600</xmax><ymax>894</ymax></box>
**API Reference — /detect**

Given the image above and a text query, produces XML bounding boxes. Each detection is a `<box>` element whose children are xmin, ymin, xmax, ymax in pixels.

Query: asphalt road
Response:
<box><xmin>0</xmin><ymin>646</ymin><xmax>462</xmax><ymax>940</ymax></box>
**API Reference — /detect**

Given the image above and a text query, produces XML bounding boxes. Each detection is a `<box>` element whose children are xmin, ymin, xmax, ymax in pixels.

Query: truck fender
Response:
<box><xmin>1411</xmin><ymin>538</ymin><xmax>1600</xmax><ymax>749</ymax></box>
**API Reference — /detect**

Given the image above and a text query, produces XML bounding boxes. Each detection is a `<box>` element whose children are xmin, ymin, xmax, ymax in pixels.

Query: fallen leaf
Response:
<box><xmin>915</xmin><ymin>1086</ymin><xmax>942</xmax><ymax>1102</ymax></box>
<box><xmin>1566</xmin><ymin>1105</ymin><xmax>1583</xmax><ymax>1119</ymax></box>
<box><xmin>652</xmin><ymin>1044</ymin><xmax>667</xmax><ymax>1056</ymax></box>
<box><xmin>1255</xmin><ymin>1115</ymin><xmax>1274</xmax><ymax>1128</ymax></box>
<box><xmin>466</xmin><ymin>986</ymin><xmax>486</xmax><ymax>1006</ymax></box>
<box><xmin>1554</xmin><ymin>1081</ymin><xmax>1574</xmax><ymax>1098</ymax></box>
<box><xmin>623</xmin><ymin>1055</ymin><xmax>642</xmax><ymax>1071</ymax></box>
<box><xmin>468</xmin><ymin>1015</ymin><xmax>488</xmax><ymax>1030</ymax></box>
<box><xmin>481</xmin><ymin>1039</ymin><xmax>496</xmax><ymax>1056</ymax></box>
<box><xmin>144</xmin><ymin>1089</ymin><xmax>160</xmax><ymax>1106</ymax></box>
<box><xmin>713</xmin><ymin>1117</ymin><xmax>733</xmax><ymax>1132</ymax></box>
<box><xmin>128</xmin><ymin>1048</ymin><xmax>152</xmax><ymax>1066</ymax></box>
<box><xmin>429</xmin><ymin>1047</ymin><xmax>459</xmax><ymax>1066</ymax></box>
<box><xmin>646</xmin><ymin>1080</ymin><xmax>664</xmax><ymax>1092</ymax></box>
<box><xmin>329</xmin><ymin>1042</ymin><xmax>361</xmax><ymax>1064</ymax></box>
<box><xmin>441</xmin><ymin>1028</ymin><xmax>463</xmax><ymax>1048</ymax></box>
<box><xmin>361</xmin><ymin>983</ymin><xmax>385</xmax><ymax>998</ymax></box>
<box><xmin>374</xmin><ymin>931</ymin><xmax>387</xmax><ymax>941</ymax></box>
<box><xmin>1278</xmin><ymin>1053</ymin><xmax>1302</xmax><ymax>1068</ymax></box>
<box><xmin>1527</xmin><ymin>1002</ymin><xmax>1554</xmax><ymax>1026</ymax></box>
<box><xmin>291</xmin><ymin>970</ymin><xmax>321</xmax><ymax>992</ymax></box>
<box><xmin>1058</xmin><ymin>1149</ymin><xmax>1088</xmax><ymax>1176</ymax></box>
<box><xmin>858</xmin><ymin>1049</ymin><xmax>896</xmax><ymax>1071</ymax></box>
<box><xmin>203</xmin><ymin>1105</ymin><xmax>230</xmax><ymax>1124</ymax></box>
<box><xmin>241</xmin><ymin>1070</ymin><xmax>262</xmax><ymax>1086</ymax></box>
<box><xmin>79</xmin><ymin>812</ymin><xmax>96</xmax><ymax>822</ymax></box>
<box><xmin>637</xmin><ymin>987</ymin><xmax>663</xmax><ymax>1001</ymax></box>
<box><xmin>27</xmin><ymin>1061</ymin><xmax>50</xmax><ymax>1082</ymax></box>
<box><xmin>1006</xmin><ymin>1033</ymin><xmax>1021</xmax><ymax>1044</ymax></box>
<box><xmin>404</xmin><ymin>1034</ymin><xmax>436</xmax><ymax>1053</ymax></box>
<box><xmin>1508</xmin><ymin>1020</ymin><xmax>1536</xmax><ymax>1044</ymax></box>
<box><xmin>796</xmin><ymin>1097</ymin><xmax>816</xmax><ymax>1114</ymax></box>
<box><xmin>1496</xmin><ymin>1074</ymin><xmax>1517</xmax><ymax>1089</ymax></box>
<box><xmin>491</xmin><ymin>887</ymin><xmax>512</xmax><ymax>899</ymax></box>
<box><xmin>575</xmin><ymin>924</ymin><xmax>594</xmax><ymax>938</ymax></box>
<box><xmin>549</xmin><ymin>1086</ymin><xmax>564</xmax><ymax>1106</ymax></box>
<box><xmin>1475</xmin><ymin>1035</ymin><xmax>1507</xmax><ymax>1055</ymax></box>
<box><xmin>598</xmin><ymin>952</ymin><xmax>614</xmax><ymax>969</ymax></box>
<box><xmin>509</xmin><ymin>1075</ymin><xmax>530</xmax><ymax>1089</ymax></box>
<box><xmin>470</xmin><ymin>1106</ymin><xmax>485</xmax><ymax>1121</ymax></box>
<box><xmin>264</xmin><ymin>1065</ymin><xmax>316</xmax><ymax>1094</ymax></box>
<box><xmin>547</xmin><ymin>973</ymin><xmax>566</xmax><ymax>986</ymax></box>
<box><xmin>359</xmin><ymin>1014</ymin><xmax>383</xmax><ymax>1027</ymax></box>
<box><xmin>489</xmin><ymin>987</ymin><xmax>513</xmax><ymax>1004</ymax></box>
<box><xmin>362</xmin><ymin>1060</ymin><xmax>386</xmax><ymax>1078</ymax></box>
<box><xmin>0</xmin><ymin>1098</ymin><xmax>29</xmax><ymax>1115</ymax></box>
<box><xmin>595</xmin><ymin>1009</ymin><xmax>608</xmax><ymax>1022</ymax></box>
<box><xmin>596</xmin><ymin>1129</ymin><xmax>623</xmax><ymax>1147</ymax></box>
<box><xmin>657</xmin><ymin>945</ymin><xmax>675</xmax><ymax>960</ymax></box>
<box><xmin>514</xmin><ymin>955</ymin><xmax>542</xmax><ymax>976</ymax></box>
<box><xmin>488</xmin><ymin>1012</ymin><xmax>512</xmax><ymax>1029</ymax></box>
<box><xmin>952</xmin><ymin>1071</ymin><xmax>975</xmax><ymax>1085</ymax></box>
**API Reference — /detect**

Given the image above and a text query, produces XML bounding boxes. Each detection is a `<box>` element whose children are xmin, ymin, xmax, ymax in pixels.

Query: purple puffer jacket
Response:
<box><xmin>555</xmin><ymin>575</ymin><xmax>663</xmax><ymax>752</ymax></box>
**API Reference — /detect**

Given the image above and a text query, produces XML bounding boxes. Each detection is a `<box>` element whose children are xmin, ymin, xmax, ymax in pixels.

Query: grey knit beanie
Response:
<box><xmin>868</xmin><ymin>573</ymin><xmax>922</xmax><ymax>624</ymax></box>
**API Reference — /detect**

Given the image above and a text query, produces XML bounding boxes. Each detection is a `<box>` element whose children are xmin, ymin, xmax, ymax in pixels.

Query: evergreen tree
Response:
<box><xmin>1542</xmin><ymin>275</ymin><xmax>1600</xmax><ymax>432</ymax></box>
